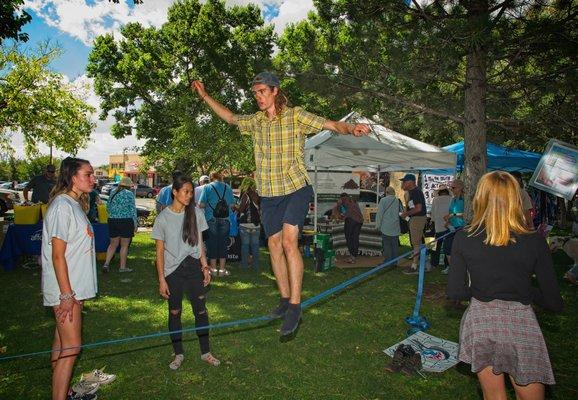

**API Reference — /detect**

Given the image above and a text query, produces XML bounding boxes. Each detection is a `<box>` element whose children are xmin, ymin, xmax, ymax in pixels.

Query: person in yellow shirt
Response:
<box><xmin>192</xmin><ymin>72</ymin><xmax>370</xmax><ymax>337</ymax></box>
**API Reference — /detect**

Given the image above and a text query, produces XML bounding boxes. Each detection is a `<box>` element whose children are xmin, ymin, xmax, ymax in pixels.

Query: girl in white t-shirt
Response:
<box><xmin>151</xmin><ymin>176</ymin><xmax>220</xmax><ymax>370</ymax></box>
<box><xmin>41</xmin><ymin>157</ymin><xmax>98</xmax><ymax>400</ymax></box>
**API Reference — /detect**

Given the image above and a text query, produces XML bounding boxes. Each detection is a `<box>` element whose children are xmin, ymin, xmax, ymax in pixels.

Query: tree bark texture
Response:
<box><xmin>463</xmin><ymin>0</ymin><xmax>489</xmax><ymax>221</ymax></box>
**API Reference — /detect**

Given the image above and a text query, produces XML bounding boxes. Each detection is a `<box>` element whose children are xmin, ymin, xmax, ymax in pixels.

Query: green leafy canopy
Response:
<box><xmin>88</xmin><ymin>0</ymin><xmax>275</xmax><ymax>176</ymax></box>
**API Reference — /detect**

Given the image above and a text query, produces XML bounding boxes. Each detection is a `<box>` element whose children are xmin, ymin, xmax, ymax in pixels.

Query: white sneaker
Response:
<box><xmin>71</xmin><ymin>380</ymin><xmax>99</xmax><ymax>396</ymax></box>
<box><xmin>81</xmin><ymin>367</ymin><xmax>116</xmax><ymax>385</ymax></box>
<box><xmin>441</xmin><ymin>266</ymin><xmax>450</xmax><ymax>275</ymax></box>
<box><xmin>169</xmin><ymin>354</ymin><xmax>184</xmax><ymax>370</ymax></box>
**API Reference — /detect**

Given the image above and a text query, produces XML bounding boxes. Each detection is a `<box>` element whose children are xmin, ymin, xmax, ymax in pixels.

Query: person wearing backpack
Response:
<box><xmin>198</xmin><ymin>172</ymin><xmax>235</xmax><ymax>277</ymax></box>
<box><xmin>235</xmin><ymin>177</ymin><xmax>261</xmax><ymax>271</ymax></box>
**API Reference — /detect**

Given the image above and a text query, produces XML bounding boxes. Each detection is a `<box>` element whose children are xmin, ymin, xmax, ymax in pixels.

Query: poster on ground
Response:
<box><xmin>383</xmin><ymin>331</ymin><xmax>459</xmax><ymax>373</ymax></box>
<box><xmin>529</xmin><ymin>139</ymin><xmax>578</xmax><ymax>200</ymax></box>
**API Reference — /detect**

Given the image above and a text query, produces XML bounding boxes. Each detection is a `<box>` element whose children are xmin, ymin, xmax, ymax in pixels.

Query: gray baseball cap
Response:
<box><xmin>251</xmin><ymin>71</ymin><xmax>280</xmax><ymax>87</ymax></box>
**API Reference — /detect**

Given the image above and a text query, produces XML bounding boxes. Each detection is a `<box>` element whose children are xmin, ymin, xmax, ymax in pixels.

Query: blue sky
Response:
<box><xmin>21</xmin><ymin>9</ymin><xmax>91</xmax><ymax>79</ymax></box>
<box><xmin>11</xmin><ymin>0</ymin><xmax>313</xmax><ymax>165</ymax></box>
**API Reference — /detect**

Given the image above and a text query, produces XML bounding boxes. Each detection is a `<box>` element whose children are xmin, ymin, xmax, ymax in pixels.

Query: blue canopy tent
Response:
<box><xmin>424</xmin><ymin>141</ymin><xmax>541</xmax><ymax>175</ymax></box>
<box><xmin>447</xmin><ymin>141</ymin><xmax>541</xmax><ymax>173</ymax></box>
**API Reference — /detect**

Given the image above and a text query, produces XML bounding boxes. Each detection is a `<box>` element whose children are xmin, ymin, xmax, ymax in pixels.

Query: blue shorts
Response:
<box><xmin>260</xmin><ymin>185</ymin><xmax>313</xmax><ymax>238</ymax></box>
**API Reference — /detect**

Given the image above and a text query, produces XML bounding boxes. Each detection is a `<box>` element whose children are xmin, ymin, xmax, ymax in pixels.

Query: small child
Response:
<box><xmin>151</xmin><ymin>176</ymin><xmax>220</xmax><ymax>369</ymax></box>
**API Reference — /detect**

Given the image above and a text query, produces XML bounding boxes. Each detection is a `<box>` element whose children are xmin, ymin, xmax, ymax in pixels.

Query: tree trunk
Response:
<box><xmin>463</xmin><ymin>0</ymin><xmax>489</xmax><ymax>221</ymax></box>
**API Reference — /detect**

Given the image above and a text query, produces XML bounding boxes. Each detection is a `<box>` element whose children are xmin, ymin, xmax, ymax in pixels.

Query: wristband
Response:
<box><xmin>59</xmin><ymin>291</ymin><xmax>76</xmax><ymax>301</ymax></box>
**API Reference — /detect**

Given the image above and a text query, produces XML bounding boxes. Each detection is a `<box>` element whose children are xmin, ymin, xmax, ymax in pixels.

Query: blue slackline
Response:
<box><xmin>0</xmin><ymin>232</ymin><xmax>453</xmax><ymax>362</ymax></box>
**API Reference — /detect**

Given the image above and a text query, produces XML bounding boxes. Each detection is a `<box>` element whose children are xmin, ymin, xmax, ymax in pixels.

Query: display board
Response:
<box><xmin>529</xmin><ymin>139</ymin><xmax>578</xmax><ymax>200</ymax></box>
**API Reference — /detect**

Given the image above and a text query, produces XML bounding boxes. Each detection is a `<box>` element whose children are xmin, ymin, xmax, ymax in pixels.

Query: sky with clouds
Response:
<box><xmin>12</xmin><ymin>0</ymin><xmax>315</xmax><ymax>167</ymax></box>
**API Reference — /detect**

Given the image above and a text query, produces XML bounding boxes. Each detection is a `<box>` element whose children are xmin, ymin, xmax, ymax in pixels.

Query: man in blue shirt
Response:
<box><xmin>155</xmin><ymin>170</ymin><xmax>183</xmax><ymax>212</ymax></box>
<box><xmin>199</xmin><ymin>172</ymin><xmax>235</xmax><ymax>277</ymax></box>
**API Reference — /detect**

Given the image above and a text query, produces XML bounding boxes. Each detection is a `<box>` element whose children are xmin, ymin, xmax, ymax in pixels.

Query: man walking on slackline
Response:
<box><xmin>192</xmin><ymin>72</ymin><xmax>370</xmax><ymax>337</ymax></box>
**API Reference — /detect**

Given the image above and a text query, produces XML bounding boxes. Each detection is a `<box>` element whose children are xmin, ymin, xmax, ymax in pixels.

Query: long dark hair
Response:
<box><xmin>172</xmin><ymin>176</ymin><xmax>198</xmax><ymax>246</ymax></box>
<box><xmin>49</xmin><ymin>157</ymin><xmax>91</xmax><ymax>211</ymax></box>
<box><xmin>273</xmin><ymin>87</ymin><xmax>289</xmax><ymax>115</ymax></box>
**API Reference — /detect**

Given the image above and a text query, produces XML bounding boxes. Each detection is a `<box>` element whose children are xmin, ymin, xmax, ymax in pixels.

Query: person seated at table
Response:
<box><xmin>332</xmin><ymin>193</ymin><xmax>363</xmax><ymax>263</ymax></box>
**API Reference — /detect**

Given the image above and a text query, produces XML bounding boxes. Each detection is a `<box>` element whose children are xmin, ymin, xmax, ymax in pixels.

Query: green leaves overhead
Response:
<box><xmin>276</xmin><ymin>0</ymin><xmax>577</xmax><ymax>150</ymax></box>
<box><xmin>88</xmin><ymin>0</ymin><xmax>275</xmax><ymax>176</ymax></box>
<box><xmin>0</xmin><ymin>44</ymin><xmax>95</xmax><ymax>156</ymax></box>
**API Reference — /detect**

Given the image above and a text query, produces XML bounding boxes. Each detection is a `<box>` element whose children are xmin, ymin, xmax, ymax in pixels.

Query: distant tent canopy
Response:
<box><xmin>444</xmin><ymin>141</ymin><xmax>541</xmax><ymax>173</ymax></box>
<box><xmin>304</xmin><ymin>112</ymin><xmax>457</xmax><ymax>171</ymax></box>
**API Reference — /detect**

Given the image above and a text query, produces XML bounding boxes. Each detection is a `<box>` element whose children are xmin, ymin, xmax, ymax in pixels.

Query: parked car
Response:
<box><xmin>0</xmin><ymin>181</ymin><xmax>14</xmax><ymax>189</ymax></box>
<box><xmin>135</xmin><ymin>184</ymin><xmax>155</xmax><ymax>198</ymax></box>
<box><xmin>14</xmin><ymin>181</ymin><xmax>28</xmax><ymax>191</ymax></box>
<box><xmin>99</xmin><ymin>194</ymin><xmax>151</xmax><ymax>226</ymax></box>
<box><xmin>0</xmin><ymin>188</ymin><xmax>22</xmax><ymax>215</ymax></box>
<box><xmin>96</xmin><ymin>178</ymin><xmax>112</xmax><ymax>192</ymax></box>
<box><xmin>101</xmin><ymin>182</ymin><xmax>119</xmax><ymax>195</ymax></box>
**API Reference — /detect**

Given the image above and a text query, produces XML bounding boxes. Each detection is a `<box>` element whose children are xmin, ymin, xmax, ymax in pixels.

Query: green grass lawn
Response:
<box><xmin>1</xmin><ymin>233</ymin><xmax>577</xmax><ymax>399</ymax></box>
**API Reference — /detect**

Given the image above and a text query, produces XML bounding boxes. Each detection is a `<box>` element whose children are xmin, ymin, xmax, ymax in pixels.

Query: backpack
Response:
<box><xmin>210</xmin><ymin>184</ymin><xmax>230</xmax><ymax>218</ymax></box>
<box><xmin>238</xmin><ymin>193</ymin><xmax>260</xmax><ymax>226</ymax></box>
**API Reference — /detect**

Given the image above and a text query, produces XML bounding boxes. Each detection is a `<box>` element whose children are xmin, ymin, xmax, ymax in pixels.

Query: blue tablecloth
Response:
<box><xmin>0</xmin><ymin>223</ymin><xmax>110</xmax><ymax>271</ymax></box>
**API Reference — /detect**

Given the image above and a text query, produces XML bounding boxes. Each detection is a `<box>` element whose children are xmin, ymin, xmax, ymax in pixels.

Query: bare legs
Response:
<box><xmin>104</xmin><ymin>236</ymin><xmax>131</xmax><ymax>269</ymax></box>
<box><xmin>477</xmin><ymin>366</ymin><xmax>545</xmax><ymax>400</ymax></box>
<box><xmin>51</xmin><ymin>304</ymin><xmax>82</xmax><ymax>400</ymax></box>
<box><xmin>268</xmin><ymin>223</ymin><xmax>303</xmax><ymax>304</ymax></box>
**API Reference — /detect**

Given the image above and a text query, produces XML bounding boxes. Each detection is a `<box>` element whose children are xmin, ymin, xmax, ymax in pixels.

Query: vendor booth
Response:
<box><xmin>304</xmin><ymin>112</ymin><xmax>457</xmax><ymax>257</ymax></box>
<box><xmin>0</xmin><ymin>222</ymin><xmax>111</xmax><ymax>271</ymax></box>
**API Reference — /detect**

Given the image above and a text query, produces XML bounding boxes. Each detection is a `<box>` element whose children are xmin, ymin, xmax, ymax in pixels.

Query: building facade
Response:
<box><xmin>108</xmin><ymin>153</ymin><xmax>160</xmax><ymax>187</ymax></box>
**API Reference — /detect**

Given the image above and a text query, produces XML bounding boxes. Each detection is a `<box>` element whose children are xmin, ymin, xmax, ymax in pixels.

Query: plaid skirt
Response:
<box><xmin>459</xmin><ymin>298</ymin><xmax>555</xmax><ymax>385</ymax></box>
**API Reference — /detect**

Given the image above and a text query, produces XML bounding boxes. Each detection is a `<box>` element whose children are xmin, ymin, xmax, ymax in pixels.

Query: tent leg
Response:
<box><xmin>314</xmin><ymin>166</ymin><xmax>318</xmax><ymax>233</ymax></box>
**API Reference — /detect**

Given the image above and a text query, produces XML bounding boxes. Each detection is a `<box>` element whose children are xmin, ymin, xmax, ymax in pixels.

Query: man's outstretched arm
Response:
<box><xmin>192</xmin><ymin>80</ymin><xmax>237</xmax><ymax>125</ymax></box>
<box><xmin>323</xmin><ymin>120</ymin><xmax>371</xmax><ymax>136</ymax></box>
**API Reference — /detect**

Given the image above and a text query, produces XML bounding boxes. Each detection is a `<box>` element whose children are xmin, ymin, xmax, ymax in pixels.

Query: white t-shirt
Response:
<box><xmin>194</xmin><ymin>184</ymin><xmax>206</xmax><ymax>208</ymax></box>
<box><xmin>151</xmin><ymin>207</ymin><xmax>208</xmax><ymax>277</ymax></box>
<box><xmin>430</xmin><ymin>194</ymin><xmax>452</xmax><ymax>233</ymax></box>
<box><xmin>41</xmin><ymin>194</ymin><xmax>98</xmax><ymax>306</ymax></box>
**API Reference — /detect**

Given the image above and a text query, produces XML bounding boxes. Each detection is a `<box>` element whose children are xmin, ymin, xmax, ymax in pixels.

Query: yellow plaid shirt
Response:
<box><xmin>237</xmin><ymin>106</ymin><xmax>326</xmax><ymax>197</ymax></box>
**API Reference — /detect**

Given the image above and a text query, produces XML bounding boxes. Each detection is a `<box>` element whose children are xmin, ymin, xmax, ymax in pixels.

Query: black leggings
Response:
<box><xmin>344</xmin><ymin>218</ymin><xmax>363</xmax><ymax>257</ymax></box>
<box><xmin>165</xmin><ymin>256</ymin><xmax>210</xmax><ymax>355</ymax></box>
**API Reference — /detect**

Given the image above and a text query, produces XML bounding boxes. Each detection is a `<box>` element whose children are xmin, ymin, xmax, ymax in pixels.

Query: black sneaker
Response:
<box><xmin>67</xmin><ymin>391</ymin><xmax>98</xmax><ymax>400</ymax></box>
<box><xmin>280</xmin><ymin>306</ymin><xmax>302</xmax><ymax>337</ymax></box>
<box><xmin>268</xmin><ymin>300</ymin><xmax>289</xmax><ymax>319</ymax></box>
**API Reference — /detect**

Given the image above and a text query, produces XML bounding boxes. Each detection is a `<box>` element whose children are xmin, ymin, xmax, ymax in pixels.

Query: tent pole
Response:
<box><xmin>314</xmin><ymin>166</ymin><xmax>318</xmax><ymax>233</ymax></box>
<box><xmin>376</xmin><ymin>166</ymin><xmax>381</xmax><ymax>204</ymax></box>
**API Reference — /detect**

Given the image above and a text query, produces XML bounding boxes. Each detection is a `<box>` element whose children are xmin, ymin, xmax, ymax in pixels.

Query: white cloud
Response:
<box><xmin>24</xmin><ymin>0</ymin><xmax>174</xmax><ymax>46</ymax></box>
<box><xmin>24</xmin><ymin>1</ymin><xmax>314</xmax><ymax>46</ymax></box>
<box><xmin>270</xmin><ymin>0</ymin><xmax>314</xmax><ymax>35</ymax></box>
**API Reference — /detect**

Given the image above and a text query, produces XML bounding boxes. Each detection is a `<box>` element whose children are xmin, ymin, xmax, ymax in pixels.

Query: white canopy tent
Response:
<box><xmin>304</xmin><ymin>112</ymin><xmax>457</xmax><ymax>231</ymax></box>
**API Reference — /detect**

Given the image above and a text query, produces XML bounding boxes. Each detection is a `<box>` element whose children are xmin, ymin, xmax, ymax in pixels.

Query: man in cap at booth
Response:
<box><xmin>192</xmin><ymin>72</ymin><xmax>371</xmax><ymax>338</ymax></box>
<box><xmin>399</xmin><ymin>173</ymin><xmax>428</xmax><ymax>274</ymax></box>
<box><xmin>24</xmin><ymin>164</ymin><xmax>57</xmax><ymax>204</ymax></box>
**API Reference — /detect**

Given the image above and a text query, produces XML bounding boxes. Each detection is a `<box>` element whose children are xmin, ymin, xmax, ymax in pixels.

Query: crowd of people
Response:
<box><xmin>35</xmin><ymin>71</ymin><xmax>571</xmax><ymax>400</ymax></box>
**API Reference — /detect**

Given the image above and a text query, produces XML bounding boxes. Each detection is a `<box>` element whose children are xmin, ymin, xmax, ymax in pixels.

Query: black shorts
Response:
<box><xmin>260</xmin><ymin>185</ymin><xmax>313</xmax><ymax>238</ymax></box>
<box><xmin>108</xmin><ymin>218</ymin><xmax>135</xmax><ymax>238</ymax></box>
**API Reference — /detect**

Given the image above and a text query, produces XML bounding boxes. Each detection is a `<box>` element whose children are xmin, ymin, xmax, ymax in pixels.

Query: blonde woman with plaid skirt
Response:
<box><xmin>447</xmin><ymin>171</ymin><xmax>563</xmax><ymax>400</ymax></box>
